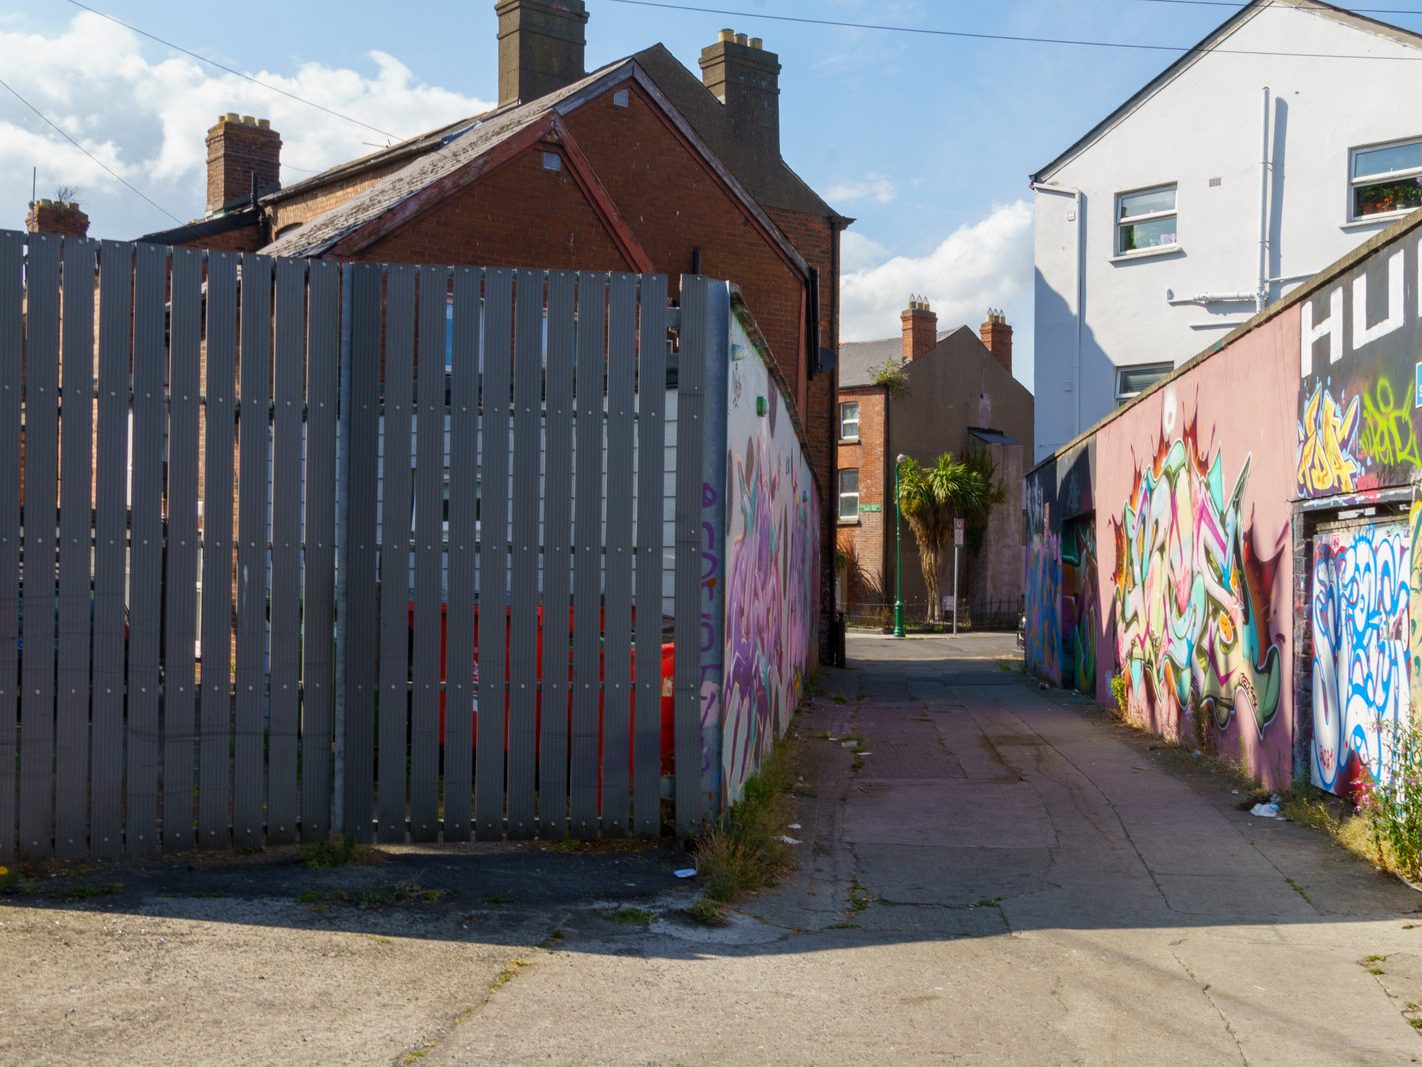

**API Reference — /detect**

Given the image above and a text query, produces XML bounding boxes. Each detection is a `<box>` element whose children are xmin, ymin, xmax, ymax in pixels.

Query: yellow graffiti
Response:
<box><xmin>1359</xmin><ymin>377</ymin><xmax>1422</xmax><ymax>470</ymax></box>
<box><xmin>1297</xmin><ymin>385</ymin><xmax>1362</xmax><ymax>495</ymax></box>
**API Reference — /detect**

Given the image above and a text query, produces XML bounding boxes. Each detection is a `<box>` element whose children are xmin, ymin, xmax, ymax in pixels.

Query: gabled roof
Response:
<box><xmin>1031</xmin><ymin>0</ymin><xmax>1422</xmax><ymax>184</ymax></box>
<box><xmin>839</xmin><ymin>325</ymin><xmax>978</xmax><ymax>388</ymax></box>
<box><xmin>262</xmin><ymin>57</ymin><xmax>810</xmax><ymax>277</ymax></box>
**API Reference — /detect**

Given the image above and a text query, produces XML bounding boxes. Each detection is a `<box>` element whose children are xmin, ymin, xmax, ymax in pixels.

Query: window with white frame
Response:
<box><xmin>1115</xmin><ymin>362</ymin><xmax>1172</xmax><ymax>406</ymax></box>
<box><xmin>1350</xmin><ymin>138</ymin><xmax>1422</xmax><ymax>220</ymax></box>
<box><xmin>838</xmin><ymin>468</ymin><xmax>860</xmax><ymax>521</ymax></box>
<box><xmin>838</xmin><ymin>401</ymin><xmax>860</xmax><ymax>441</ymax></box>
<box><xmin>1115</xmin><ymin>185</ymin><xmax>1177</xmax><ymax>255</ymax></box>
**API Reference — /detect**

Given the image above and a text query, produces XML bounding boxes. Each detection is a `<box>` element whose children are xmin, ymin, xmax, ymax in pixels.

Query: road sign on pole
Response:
<box><xmin>954</xmin><ymin>518</ymin><xmax>965</xmax><ymax>547</ymax></box>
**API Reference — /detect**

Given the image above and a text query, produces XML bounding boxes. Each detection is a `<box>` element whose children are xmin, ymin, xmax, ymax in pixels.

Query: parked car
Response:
<box><xmin>410</xmin><ymin>602</ymin><xmax>676</xmax><ymax>775</ymax></box>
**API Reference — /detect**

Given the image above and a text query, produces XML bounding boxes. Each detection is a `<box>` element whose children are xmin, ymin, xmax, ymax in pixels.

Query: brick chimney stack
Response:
<box><xmin>205</xmin><ymin>114</ymin><xmax>281</xmax><ymax>216</ymax></box>
<box><xmin>980</xmin><ymin>308</ymin><xmax>1013</xmax><ymax>375</ymax></box>
<box><xmin>699</xmin><ymin>28</ymin><xmax>781</xmax><ymax>157</ymax></box>
<box><xmin>496</xmin><ymin>0</ymin><xmax>589</xmax><ymax>107</ymax></box>
<box><xmin>900</xmin><ymin>296</ymin><xmax>937</xmax><ymax>361</ymax></box>
<box><xmin>26</xmin><ymin>199</ymin><xmax>89</xmax><ymax>238</ymax></box>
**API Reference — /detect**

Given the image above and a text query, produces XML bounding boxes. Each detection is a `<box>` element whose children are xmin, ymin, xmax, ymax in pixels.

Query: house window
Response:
<box><xmin>1115</xmin><ymin>362</ymin><xmax>1172</xmax><ymax>406</ymax></box>
<box><xmin>838</xmin><ymin>468</ymin><xmax>860</xmax><ymax>521</ymax></box>
<box><xmin>1115</xmin><ymin>185</ymin><xmax>1177</xmax><ymax>255</ymax></box>
<box><xmin>1350</xmin><ymin>138</ymin><xmax>1422</xmax><ymax>219</ymax></box>
<box><xmin>839</xmin><ymin>401</ymin><xmax>860</xmax><ymax>441</ymax></box>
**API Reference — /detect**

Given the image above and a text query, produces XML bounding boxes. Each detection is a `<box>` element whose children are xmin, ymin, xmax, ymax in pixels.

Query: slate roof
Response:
<box><xmin>839</xmin><ymin>327</ymin><xmax>968</xmax><ymax>387</ymax></box>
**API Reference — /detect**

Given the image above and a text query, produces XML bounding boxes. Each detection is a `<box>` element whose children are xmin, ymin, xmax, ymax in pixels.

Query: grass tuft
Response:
<box><xmin>300</xmin><ymin>836</ymin><xmax>382</xmax><ymax>869</ymax></box>
<box><xmin>606</xmin><ymin>907</ymin><xmax>654</xmax><ymax>926</ymax></box>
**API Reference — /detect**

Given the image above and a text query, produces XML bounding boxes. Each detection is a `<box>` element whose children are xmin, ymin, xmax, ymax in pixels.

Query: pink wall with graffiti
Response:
<box><xmin>721</xmin><ymin>312</ymin><xmax>822</xmax><ymax>803</ymax></box>
<box><xmin>1094</xmin><ymin>313</ymin><xmax>1300</xmax><ymax>788</ymax></box>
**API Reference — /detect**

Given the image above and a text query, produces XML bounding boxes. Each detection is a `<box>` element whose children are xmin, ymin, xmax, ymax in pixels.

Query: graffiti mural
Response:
<box><xmin>1061</xmin><ymin>519</ymin><xmax>1097</xmax><ymax>695</ymax></box>
<box><xmin>1297</xmin><ymin>385</ymin><xmax>1363</xmax><ymax>496</ymax></box>
<box><xmin>1311</xmin><ymin>523</ymin><xmax>1411</xmax><ymax>799</ymax></box>
<box><xmin>1411</xmin><ymin>503</ymin><xmax>1422</xmax><ymax>716</ymax></box>
<box><xmin>721</xmin><ymin>316</ymin><xmax>820</xmax><ymax>803</ymax></box>
<box><xmin>1358</xmin><ymin>377</ymin><xmax>1422</xmax><ymax>471</ymax></box>
<box><xmin>1025</xmin><ymin>472</ymin><xmax>1061</xmax><ymax>684</ymax></box>
<box><xmin>1113</xmin><ymin>416</ymin><xmax>1285</xmax><ymax>744</ymax></box>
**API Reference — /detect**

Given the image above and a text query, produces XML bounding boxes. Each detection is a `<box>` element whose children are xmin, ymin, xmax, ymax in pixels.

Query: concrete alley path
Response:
<box><xmin>436</xmin><ymin>632</ymin><xmax>1422</xmax><ymax>1065</ymax></box>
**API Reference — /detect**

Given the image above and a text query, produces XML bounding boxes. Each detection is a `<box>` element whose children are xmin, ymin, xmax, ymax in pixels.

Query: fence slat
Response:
<box><xmin>506</xmin><ymin>270</ymin><xmax>542</xmax><ymax>839</ymax></box>
<box><xmin>569</xmin><ymin>272</ymin><xmax>606</xmax><ymax>839</ymax></box>
<box><xmin>233</xmin><ymin>254</ymin><xmax>272</xmax><ymax>848</ymax></box>
<box><xmin>538</xmin><ymin>271</ymin><xmax>576</xmax><ymax>840</ymax></box>
<box><xmin>19</xmin><ymin>236</ymin><xmax>60</xmax><ymax>858</ymax></box>
<box><xmin>443</xmin><ymin>268</ymin><xmax>480</xmax><ymax>842</ymax></box>
<box><xmin>198</xmin><ymin>252</ymin><xmax>238</xmax><ymax>848</ymax></box>
<box><xmin>634</xmin><ymin>275</ymin><xmax>668</xmax><ymax>837</ymax></box>
<box><xmin>342</xmin><ymin>264</ymin><xmax>382</xmax><ymax>842</ymax></box>
<box><xmin>672</xmin><ymin>277</ymin><xmax>709</xmax><ymax>834</ymax></box>
<box><xmin>126</xmin><ymin>242</ymin><xmax>167</xmax><ymax>854</ymax></box>
<box><xmin>91</xmin><ymin>241</ymin><xmax>133</xmax><ymax>858</ymax></box>
<box><xmin>301</xmin><ymin>260</ymin><xmax>339</xmax><ymax>842</ymax></box>
<box><xmin>55</xmin><ymin>237</ymin><xmax>96</xmax><ymax>859</ymax></box>
<box><xmin>410</xmin><ymin>266</ymin><xmax>446</xmax><ymax>842</ymax></box>
<box><xmin>601</xmin><ymin>273</ymin><xmax>637</xmax><ymax>837</ymax></box>
<box><xmin>0</xmin><ymin>232</ymin><xmax>21</xmax><ymax>862</ymax></box>
<box><xmin>268</xmin><ymin>258</ymin><xmax>305</xmax><ymax>845</ymax></box>
<box><xmin>378</xmin><ymin>265</ymin><xmax>415</xmax><ymax>843</ymax></box>
<box><xmin>476</xmin><ymin>268</ymin><xmax>514</xmax><ymax>841</ymax></box>
<box><xmin>162</xmin><ymin>248</ymin><xmax>202</xmax><ymax>852</ymax></box>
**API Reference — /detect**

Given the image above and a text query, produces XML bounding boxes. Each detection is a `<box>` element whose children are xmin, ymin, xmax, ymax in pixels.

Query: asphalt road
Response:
<box><xmin>5</xmin><ymin>632</ymin><xmax>1422</xmax><ymax>1065</ymax></box>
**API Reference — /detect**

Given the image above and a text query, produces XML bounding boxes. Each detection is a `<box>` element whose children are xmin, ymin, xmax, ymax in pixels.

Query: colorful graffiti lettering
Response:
<box><xmin>1411</xmin><ymin>503</ymin><xmax>1422</xmax><ymax>715</ymax></box>
<box><xmin>1113</xmin><ymin>419</ymin><xmax>1284</xmax><ymax>740</ymax></box>
<box><xmin>1311</xmin><ymin>523</ymin><xmax>1411</xmax><ymax>799</ymax></box>
<box><xmin>1025</xmin><ymin>477</ymin><xmax>1061</xmax><ymax>685</ymax></box>
<box><xmin>723</xmin><ymin>372</ymin><xmax>819</xmax><ymax>802</ymax></box>
<box><xmin>1062</xmin><ymin>520</ymin><xmax>1097</xmax><ymax>695</ymax></box>
<box><xmin>1296</xmin><ymin>385</ymin><xmax>1363</xmax><ymax>496</ymax></box>
<box><xmin>1358</xmin><ymin>377</ymin><xmax>1422</xmax><ymax>470</ymax></box>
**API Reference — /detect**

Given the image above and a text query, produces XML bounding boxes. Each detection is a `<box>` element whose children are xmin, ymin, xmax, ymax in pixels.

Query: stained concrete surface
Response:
<box><xmin>6</xmin><ymin>632</ymin><xmax>1422</xmax><ymax>1064</ymax></box>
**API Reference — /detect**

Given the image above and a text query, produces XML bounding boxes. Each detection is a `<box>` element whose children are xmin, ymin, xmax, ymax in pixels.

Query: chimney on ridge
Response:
<box><xmin>26</xmin><ymin>199</ymin><xmax>89</xmax><ymax>238</ymax></box>
<box><xmin>980</xmin><ymin>309</ymin><xmax>1013</xmax><ymax>376</ymax></box>
<box><xmin>496</xmin><ymin>0</ymin><xmax>589</xmax><ymax>107</ymax></box>
<box><xmin>901</xmin><ymin>296</ymin><xmax>937</xmax><ymax>362</ymax></box>
<box><xmin>699</xmin><ymin>28</ymin><xmax>781</xmax><ymax>157</ymax></box>
<box><xmin>205</xmin><ymin>114</ymin><xmax>281</xmax><ymax>216</ymax></box>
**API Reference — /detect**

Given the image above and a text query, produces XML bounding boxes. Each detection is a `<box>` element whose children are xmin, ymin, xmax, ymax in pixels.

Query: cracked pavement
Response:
<box><xmin>431</xmin><ymin>632</ymin><xmax>1422</xmax><ymax>1065</ymax></box>
<box><xmin>7</xmin><ymin>632</ymin><xmax>1422</xmax><ymax>1064</ymax></box>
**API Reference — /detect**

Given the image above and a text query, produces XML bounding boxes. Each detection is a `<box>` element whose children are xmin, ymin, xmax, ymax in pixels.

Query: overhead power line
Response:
<box><xmin>65</xmin><ymin>0</ymin><xmax>403</xmax><ymax>140</ymax></box>
<box><xmin>0</xmin><ymin>74</ymin><xmax>182</xmax><ymax>223</ymax></box>
<box><xmin>606</xmin><ymin>0</ymin><xmax>1422</xmax><ymax>59</ymax></box>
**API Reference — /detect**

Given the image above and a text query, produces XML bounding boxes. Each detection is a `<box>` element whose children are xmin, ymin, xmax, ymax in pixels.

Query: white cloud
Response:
<box><xmin>840</xmin><ymin>231</ymin><xmax>889</xmax><ymax>272</ymax></box>
<box><xmin>0</xmin><ymin>13</ymin><xmax>493</xmax><ymax>236</ymax></box>
<box><xmin>839</xmin><ymin>200</ymin><xmax>1035</xmax><ymax>388</ymax></box>
<box><xmin>825</xmin><ymin>172</ymin><xmax>897</xmax><ymax>205</ymax></box>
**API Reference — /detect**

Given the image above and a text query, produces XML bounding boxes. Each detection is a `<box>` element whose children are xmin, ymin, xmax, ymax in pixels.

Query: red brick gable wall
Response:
<box><xmin>360</xmin><ymin>147</ymin><xmax>629</xmax><ymax>269</ymax></box>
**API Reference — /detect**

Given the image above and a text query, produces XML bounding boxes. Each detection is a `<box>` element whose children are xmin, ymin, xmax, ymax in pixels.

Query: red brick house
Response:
<box><xmin>131</xmin><ymin>0</ymin><xmax>849</xmax><ymax>655</ymax></box>
<box><xmin>837</xmin><ymin>300</ymin><xmax>1032</xmax><ymax>627</ymax></box>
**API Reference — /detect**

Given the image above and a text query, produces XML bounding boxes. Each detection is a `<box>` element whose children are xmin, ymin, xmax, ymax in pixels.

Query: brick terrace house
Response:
<box><xmin>121</xmin><ymin>0</ymin><xmax>849</xmax><ymax>656</ymax></box>
<box><xmin>836</xmin><ymin>300</ymin><xmax>1033</xmax><ymax>626</ymax></box>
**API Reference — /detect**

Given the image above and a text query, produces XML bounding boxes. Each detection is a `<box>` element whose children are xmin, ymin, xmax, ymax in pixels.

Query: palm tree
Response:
<box><xmin>896</xmin><ymin>451</ymin><xmax>1004</xmax><ymax>623</ymax></box>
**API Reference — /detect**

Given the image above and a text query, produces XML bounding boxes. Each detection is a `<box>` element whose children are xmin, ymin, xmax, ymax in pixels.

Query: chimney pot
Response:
<box><xmin>900</xmin><ymin>298</ymin><xmax>937</xmax><ymax>362</ymax></box>
<box><xmin>496</xmin><ymin>0</ymin><xmax>590</xmax><ymax>107</ymax></box>
<box><xmin>735</xmin><ymin>32</ymin><xmax>747</xmax><ymax>44</ymax></box>
<box><xmin>749</xmin><ymin>36</ymin><xmax>763</xmax><ymax>49</ymax></box>
<box><xmin>718</xmin><ymin>27</ymin><xmax>734</xmax><ymax>41</ymax></box>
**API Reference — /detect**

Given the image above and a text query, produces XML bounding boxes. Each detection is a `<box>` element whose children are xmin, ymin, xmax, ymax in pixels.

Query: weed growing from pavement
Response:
<box><xmin>300</xmin><ymin>836</ymin><xmax>382</xmax><ymax>869</ymax></box>
<box><xmin>298</xmin><ymin>881</ymin><xmax>454</xmax><ymax>911</ymax></box>
<box><xmin>487</xmin><ymin>958</ymin><xmax>531</xmax><ymax>996</ymax></box>
<box><xmin>969</xmin><ymin>896</ymin><xmax>1003</xmax><ymax>909</ymax></box>
<box><xmin>606</xmin><ymin>907</ymin><xmax>654</xmax><ymax>926</ymax></box>
<box><xmin>1284</xmin><ymin>877</ymin><xmax>1312</xmax><ymax>904</ymax></box>
<box><xmin>56</xmin><ymin>882</ymin><xmax>123</xmax><ymax>900</ymax></box>
<box><xmin>689</xmin><ymin>720</ymin><xmax>799</xmax><ymax>921</ymax></box>
<box><xmin>848</xmin><ymin>878</ymin><xmax>871</xmax><ymax>913</ymax></box>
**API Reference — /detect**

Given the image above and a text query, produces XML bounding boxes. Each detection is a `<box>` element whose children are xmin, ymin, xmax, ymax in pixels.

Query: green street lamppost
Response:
<box><xmin>893</xmin><ymin>453</ymin><xmax>907</xmax><ymax>638</ymax></box>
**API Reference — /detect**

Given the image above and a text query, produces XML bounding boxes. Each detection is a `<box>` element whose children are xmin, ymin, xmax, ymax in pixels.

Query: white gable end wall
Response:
<box><xmin>1033</xmin><ymin>1</ymin><xmax>1422</xmax><ymax>461</ymax></box>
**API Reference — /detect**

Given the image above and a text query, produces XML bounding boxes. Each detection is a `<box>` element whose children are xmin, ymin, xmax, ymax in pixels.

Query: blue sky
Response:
<box><xmin>5</xmin><ymin>0</ymin><xmax>1422</xmax><ymax>383</ymax></box>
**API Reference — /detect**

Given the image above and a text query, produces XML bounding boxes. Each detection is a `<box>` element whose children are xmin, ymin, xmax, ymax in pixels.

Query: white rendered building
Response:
<box><xmin>1032</xmin><ymin>0</ymin><xmax>1422</xmax><ymax>461</ymax></box>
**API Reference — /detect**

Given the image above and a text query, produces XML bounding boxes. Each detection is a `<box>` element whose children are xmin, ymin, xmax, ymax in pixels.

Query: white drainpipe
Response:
<box><xmin>1257</xmin><ymin>86</ymin><xmax>1272</xmax><ymax>312</ymax></box>
<box><xmin>1030</xmin><ymin>181</ymin><xmax>1084</xmax><ymax>438</ymax></box>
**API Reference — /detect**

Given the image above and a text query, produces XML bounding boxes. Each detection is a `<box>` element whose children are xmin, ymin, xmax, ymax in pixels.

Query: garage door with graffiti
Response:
<box><xmin>1311</xmin><ymin>522</ymin><xmax>1411</xmax><ymax>798</ymax></box>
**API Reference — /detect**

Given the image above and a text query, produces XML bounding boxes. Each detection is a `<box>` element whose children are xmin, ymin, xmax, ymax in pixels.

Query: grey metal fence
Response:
<box><xmin>0</xmin><ymin>231</ymin><xmax>711</xmax><ymax>861</ymax></box>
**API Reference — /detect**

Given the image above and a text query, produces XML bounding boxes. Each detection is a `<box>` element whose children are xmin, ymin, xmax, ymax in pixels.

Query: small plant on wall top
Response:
<box><xmin>871</xmin><ymin>359</ymin><xmax>910</xmax><ymax>395</ymax></box>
